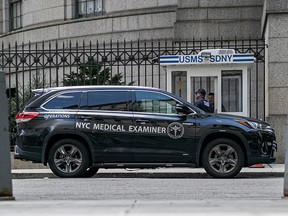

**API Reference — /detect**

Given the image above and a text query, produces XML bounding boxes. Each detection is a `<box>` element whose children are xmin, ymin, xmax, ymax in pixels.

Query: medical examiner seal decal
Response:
<box><xmin>167</xmin><ymin>122</ymin><xmax>184</xmax><ymax>139</ymax></box>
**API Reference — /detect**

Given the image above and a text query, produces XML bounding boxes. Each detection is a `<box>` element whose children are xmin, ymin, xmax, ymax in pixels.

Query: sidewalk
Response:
<box><xmin>1</xmin><ymin>199</ymin><xmax>288</xmax><ymax>216</ymax></box>
<box><xmin>12</xmin><ymin>164</ymin><xmax>285</xmax><ymax>179</ymax></box>
<box><xmin>4</xmin><ymin>164</ymin><xmax>288</xmax><ymax>216</ymax></box>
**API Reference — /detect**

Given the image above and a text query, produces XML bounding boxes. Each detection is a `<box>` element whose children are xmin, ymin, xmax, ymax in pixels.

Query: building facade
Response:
<box><xmin>1</xmin><ymin>0</ymin><xmax>264</xmax><ymax>43</ymax></box>
<box><xmin>1</xmin><ymin>0</ymin><xmax>288</xmax><ymax>162</ymax></box>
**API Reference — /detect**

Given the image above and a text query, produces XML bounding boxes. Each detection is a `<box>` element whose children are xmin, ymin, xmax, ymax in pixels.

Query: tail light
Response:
<box><xmin>15</xmin><ymin>112</ymin><xmax>39</xmax><ymax>123</ymax></box>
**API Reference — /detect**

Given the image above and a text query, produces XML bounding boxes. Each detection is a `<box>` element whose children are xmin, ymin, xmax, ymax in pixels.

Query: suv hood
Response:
<box><xmin>213</xmin><ymin>113</ymin><xmax>270</xmax><ymax>126</ymax></box>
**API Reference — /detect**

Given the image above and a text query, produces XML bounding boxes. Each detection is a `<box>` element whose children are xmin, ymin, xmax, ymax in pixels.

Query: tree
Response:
<box><xmin>63</xmin><ymin>59</ymin><xmax>133</xmax><ymax>86</ymax></box>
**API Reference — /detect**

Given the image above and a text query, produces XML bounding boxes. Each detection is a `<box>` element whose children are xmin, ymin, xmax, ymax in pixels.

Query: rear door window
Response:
<box><xmin>80</xmin><ymin>91</ymin><xmax>129</xmax><ymax>111</ymax></box>
<box><xmin>42</xmin><ymin>92</ymin><xmax>82</xmax><ymax>110</ymax></box>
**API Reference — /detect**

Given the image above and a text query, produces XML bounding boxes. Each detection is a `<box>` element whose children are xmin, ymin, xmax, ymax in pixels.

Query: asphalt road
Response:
<box><xmin>12</xmin><ymin>177</ymin><xmax>284</xmax><ymax>201</ymax></box>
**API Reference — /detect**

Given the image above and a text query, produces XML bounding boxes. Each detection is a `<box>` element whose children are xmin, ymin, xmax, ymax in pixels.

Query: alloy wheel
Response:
<box><xmin>208</xmin><ymin>144</ymin><xmax>238</xmax><ymax>174</ymax></box>
<box><xmin>53</xmin><ymin>144</ymin><xmax>83</xmax><ymax>174</ymax></box>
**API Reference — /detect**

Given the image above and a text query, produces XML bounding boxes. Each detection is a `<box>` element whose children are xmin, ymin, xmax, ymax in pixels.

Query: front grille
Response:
<box><xmin>261</xmin><ymin>140</ymin><xmax>277</xmax><ymax>156</ymax></box>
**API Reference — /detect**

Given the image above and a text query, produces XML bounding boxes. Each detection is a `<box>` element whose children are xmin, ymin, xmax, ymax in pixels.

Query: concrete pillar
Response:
<box><xmin>284</xmin><ymin>115</ymin><xmax>288</xmax><ymax>197</ymax></box>
<box><xmin>262</xmin><ymin>0</ymin><xmax>288</xmax><ymax>163</ymax></box>
<box><xmin>0</xmin><ymin>71</ymin><xmax>14</xmax><ymax>200</ymax></box>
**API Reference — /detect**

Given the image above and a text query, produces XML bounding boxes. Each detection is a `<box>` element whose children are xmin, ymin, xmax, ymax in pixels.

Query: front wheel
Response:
<box><xmin>48</xmin><ymin>139</ymin><xmax>91</xmax><ymax>178</ymax></box>
<box><xmin>201</xmin><ymin>138</ymin><xmax>244</xmax><ymax>178</ymax></box>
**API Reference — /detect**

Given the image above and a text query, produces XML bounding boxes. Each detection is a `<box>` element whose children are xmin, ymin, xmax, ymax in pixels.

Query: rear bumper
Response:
<box><xmin>14</xmin><ymin>145</ymin><xmax>42</xmax><ymax>163</ymax></box>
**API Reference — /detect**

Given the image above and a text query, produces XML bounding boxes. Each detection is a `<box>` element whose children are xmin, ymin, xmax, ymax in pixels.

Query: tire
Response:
<box><xmin>201</xmin><ymin>138</ymin><xmax>244</xmax><ymax>178</ymax></box>
<box><xmin>79</xmin><ymin>167</ymin><xmax>99</xmax><ymax>178</ymax></box>
<box><xmin>48</xmin><ymin>139</ymin><xmax>91</xmax><ymax>178</ymax></box>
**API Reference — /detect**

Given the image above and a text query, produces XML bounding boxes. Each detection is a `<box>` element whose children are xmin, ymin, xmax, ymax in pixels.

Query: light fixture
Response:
<box><xmin>200</xmin><ymin>51</ymin><xmax>211</xmax><ymax>59</ymax></box>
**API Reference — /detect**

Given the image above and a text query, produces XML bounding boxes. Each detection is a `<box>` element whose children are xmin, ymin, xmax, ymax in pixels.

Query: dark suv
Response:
<box><xmin>15</xmin><ymin>86</ymin><xmax>277</xmax><ymax>178</ymax></box>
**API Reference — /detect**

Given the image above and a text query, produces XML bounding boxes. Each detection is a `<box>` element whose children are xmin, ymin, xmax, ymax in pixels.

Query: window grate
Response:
<box><xmin>77</xmin><ymin>0</ymin><xmax>105</xmax><ymax>18</ymax></box>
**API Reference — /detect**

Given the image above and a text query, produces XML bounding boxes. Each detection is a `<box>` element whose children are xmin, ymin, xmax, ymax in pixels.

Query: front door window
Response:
<box><xmin>134</xmin><ymin>91</ymin><xmax>177</xmax><ymax>114</ymax></box>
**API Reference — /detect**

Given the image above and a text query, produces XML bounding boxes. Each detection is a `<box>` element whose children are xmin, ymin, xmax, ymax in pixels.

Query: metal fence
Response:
<box><xmin>0</xmin><ymin>38</ymin><xmax>265</xmax><ymax>148</ymax></box>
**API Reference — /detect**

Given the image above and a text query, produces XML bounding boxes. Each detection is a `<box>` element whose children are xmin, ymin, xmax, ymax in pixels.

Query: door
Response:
<box><xmin>221</xmin><ymin>70</ymin><xmax>243</xmax><ymax>113</ymax></box>
<box><xmin>76</xmin><ymin>90</ymin><xmax>135</xmax><ymax>162</ymax></box>
<box><xmin>131</xmin><ymin>90</ymin><xmax>198</xmax><ymax>163</ymax></box>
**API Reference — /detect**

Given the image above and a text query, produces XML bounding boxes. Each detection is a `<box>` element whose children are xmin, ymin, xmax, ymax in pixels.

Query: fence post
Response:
<box><xmin>284</xmin><ymin>115</ymin><xmax>288</xmax><ymax>197</ymax></box>
<box><xmin>0</xmin><ymin>71</ymin><xmax>14</xmax><ymax>200</ymax></box>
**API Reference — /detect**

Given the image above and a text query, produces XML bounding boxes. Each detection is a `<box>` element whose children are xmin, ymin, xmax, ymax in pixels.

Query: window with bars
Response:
<box><xmin>10</xmin><ymin>0</ymin><xmax>22</xmax><ymax>30</ymax></box>
<box><xmin>77</xmin><ymin>0</ymin><xmax>105</xmax><ymax>18</ymax></box>
<box><xmin>221</xmin><ymin>71</ymin><xmax>243</xmax><ymax>112</ymax></box>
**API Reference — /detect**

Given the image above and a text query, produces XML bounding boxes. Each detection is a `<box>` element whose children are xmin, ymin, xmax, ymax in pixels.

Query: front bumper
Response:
<box><xmin>247</xmin><ymin>129</ymin><xmax>277</xmax><ymax>165</ymax></box>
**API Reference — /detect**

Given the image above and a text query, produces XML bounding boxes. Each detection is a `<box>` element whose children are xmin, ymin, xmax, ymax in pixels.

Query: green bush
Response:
<box><xmin>63</xmin><ymin>59</ymin><xmax>134</xmax><ymax>86</ymax></box>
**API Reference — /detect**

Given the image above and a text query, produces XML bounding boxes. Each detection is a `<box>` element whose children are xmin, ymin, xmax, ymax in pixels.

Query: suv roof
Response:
<box><xmin>27</xmin><ymin>86</ymin><xmax>174</xmax><ymax>112</ymax></box>
<box><xmin>32</xmin><ymin>85</ymin><xmax>160</xmax><ymax>95</ymax></box>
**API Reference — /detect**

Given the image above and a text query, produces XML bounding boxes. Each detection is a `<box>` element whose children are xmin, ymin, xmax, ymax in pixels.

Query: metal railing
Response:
<box><xmin>0</xmin><ymin>38</ymin><xmax>265</xmax><ymax>149</ymax></box>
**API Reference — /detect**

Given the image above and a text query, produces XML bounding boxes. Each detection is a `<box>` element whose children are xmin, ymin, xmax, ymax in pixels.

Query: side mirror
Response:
<box><xmin>176</xmin><ymin>104</ymin><xmax>193</xmax><ymax>115</ymax></box>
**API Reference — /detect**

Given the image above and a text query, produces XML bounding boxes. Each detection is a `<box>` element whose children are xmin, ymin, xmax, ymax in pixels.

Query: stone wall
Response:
<box><xmin>174</xmin><ymin>0</ymin><xmax>264</xmax><ymax>40</ymax></box>
<box><xmin>22</xmin><ymin>0</ymin><xmax>66</xmax><ymax>28</ymax></box>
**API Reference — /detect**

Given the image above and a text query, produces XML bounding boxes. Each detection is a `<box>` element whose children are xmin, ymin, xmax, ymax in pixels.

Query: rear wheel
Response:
<box><xmin>201</xmin><ymin>138</ymin><xmax>244</xmax><ymax>178</ymax></box>
<box><xmin>48</xmin><ymin>139</ymin><xmax>90</xmax><ymax>178</ymax></box>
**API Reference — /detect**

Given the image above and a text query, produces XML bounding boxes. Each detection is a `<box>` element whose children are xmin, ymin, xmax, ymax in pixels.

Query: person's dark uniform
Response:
<box><xmin>194</xmin><ymin>88</ymin><xmax>213</xmax><ymax>113</ymax></box>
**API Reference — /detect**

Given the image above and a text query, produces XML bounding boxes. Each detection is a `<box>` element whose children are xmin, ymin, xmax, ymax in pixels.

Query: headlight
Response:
<box><xmin>235</xmin><ymin>120</ymin><xmax>271</xmax><ymax>130</ymax></box>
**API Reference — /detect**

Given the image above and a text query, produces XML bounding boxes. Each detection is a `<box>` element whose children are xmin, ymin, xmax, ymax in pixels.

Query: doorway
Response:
<box><xmin>167</xmin><ymin>66</ymin><xmax>248</xmax><ymax>116</ymax></box>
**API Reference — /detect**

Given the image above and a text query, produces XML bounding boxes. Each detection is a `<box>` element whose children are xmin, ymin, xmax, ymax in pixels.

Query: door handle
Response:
<box><xmin>78</xmin><ymin>116</ymin><xmax>93</xmax><ymax>121</ymax></box>
<box><xmin>136</xmin><ymin>119</ymin><xmax>150</xmax><ymax>125</ymax></box>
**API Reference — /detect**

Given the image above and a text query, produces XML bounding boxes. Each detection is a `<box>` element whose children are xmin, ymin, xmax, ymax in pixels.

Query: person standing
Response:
<box><xmin>194</xmin><ymin>88</ymin><xmax>212</xmax><ymax>113</ymax></box>
<box><xmin>207</xmin><ymin>92</ymin><xmax>215</xmax><ymax>113</ymax></box>
<box><xmin>207</xmin><ymin>92</ymin><xmax>226</xmax><ymax>112</ymax></box>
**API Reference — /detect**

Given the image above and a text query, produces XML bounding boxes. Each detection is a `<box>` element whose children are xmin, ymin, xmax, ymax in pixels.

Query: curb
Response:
<box><xmin>12</xmin><ymin>171</ymin><xmax>284</xmax><ymax>179</ymax></box>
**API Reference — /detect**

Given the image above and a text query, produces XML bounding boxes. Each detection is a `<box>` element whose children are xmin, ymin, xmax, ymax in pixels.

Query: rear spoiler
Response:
<box><xmin>32</xmin><ymin>88</ymin><xmax>59</xmax><ymax>95</ymax></box>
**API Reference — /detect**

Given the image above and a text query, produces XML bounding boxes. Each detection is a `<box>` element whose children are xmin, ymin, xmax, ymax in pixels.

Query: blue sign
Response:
<box><xmin>160</xmin><ymin>54</ymin><xmax>255</xmax><ymax>65</ymax></box>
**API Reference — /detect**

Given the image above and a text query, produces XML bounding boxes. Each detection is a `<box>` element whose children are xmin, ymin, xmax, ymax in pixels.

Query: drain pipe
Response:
<box><xmin>0</xmin><ymin>71</ymin><xmax>14</xmax><ymax>200</ymax></box>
